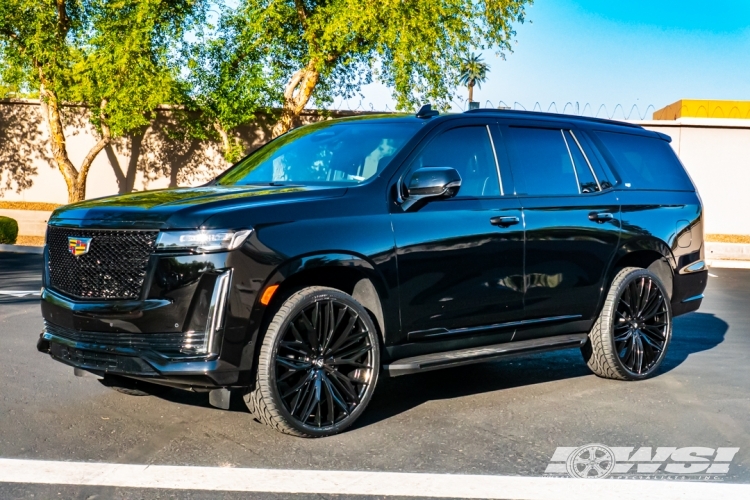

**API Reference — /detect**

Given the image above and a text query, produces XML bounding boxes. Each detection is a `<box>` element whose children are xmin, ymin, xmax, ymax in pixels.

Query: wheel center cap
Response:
<box><xmin>313</xmin><ymin>358</ymin><xmax>325</xmax><ymax>368</ymax></box>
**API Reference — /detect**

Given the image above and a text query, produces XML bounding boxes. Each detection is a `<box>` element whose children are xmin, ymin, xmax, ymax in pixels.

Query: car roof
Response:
<box><xmin>327</xmin><ymin>109</ymin><xmax>667</xmax><ymax>140</ymax></box>
<box><xmin>333</xmin><ymin>109</ymin><xmax>640</xmax><ymax>129</ymax></box>
<box><xmin>459</xmin><ymin>108</ymin><xmax>642</xmax><ymax>129</ymax></box>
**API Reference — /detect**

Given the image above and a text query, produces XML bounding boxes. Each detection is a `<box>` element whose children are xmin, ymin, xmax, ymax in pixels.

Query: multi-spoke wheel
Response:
<box><xmin>244</xmin><ymin>286</ymin><xmax>380</xmax><ymax>437</ymax></box>
<box><xmin>582</xmin><ymin>267</ymin><xmax>672</xmax><ymax>381</ymax></box>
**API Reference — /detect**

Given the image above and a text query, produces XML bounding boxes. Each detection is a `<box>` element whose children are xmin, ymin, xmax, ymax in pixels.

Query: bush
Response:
<box><xmin>0</xmin><ymin>216</ymin><xmax>19</xmax><ymax>244</ymax></box>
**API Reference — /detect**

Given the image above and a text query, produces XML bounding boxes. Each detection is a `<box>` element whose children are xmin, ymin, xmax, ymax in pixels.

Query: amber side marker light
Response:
<box><xmin>260</xmin><ymin>284</ymin><xmax>279</xmax><ymax>306</ymax></box>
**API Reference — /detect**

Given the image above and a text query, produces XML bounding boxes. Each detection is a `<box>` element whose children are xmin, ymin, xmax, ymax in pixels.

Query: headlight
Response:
<box><xmin>155</xmin><ymin>229</ymin><xmax>252</xmax><ymax>253</ymax></box>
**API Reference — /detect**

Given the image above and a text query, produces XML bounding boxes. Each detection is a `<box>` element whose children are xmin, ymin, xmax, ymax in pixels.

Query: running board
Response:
<box><xmin>384</xmin><ymin>333</ymin><xmax>589</xmax><ymax>377</ymax></box>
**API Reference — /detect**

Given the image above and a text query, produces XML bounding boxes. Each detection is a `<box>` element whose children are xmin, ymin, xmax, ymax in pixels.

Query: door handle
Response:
<box><xmin>589</xmin><ymin>212</ymin><xmax>614</xmax><ymax>223</ymax></box>
<box><xmin>490</xmin><ymin>215</ymin><xmax>520</xmax><ymax>227</ymax></box>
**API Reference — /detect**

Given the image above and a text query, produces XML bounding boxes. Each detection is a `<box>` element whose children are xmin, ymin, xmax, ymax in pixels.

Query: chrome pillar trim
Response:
<box><xmin>205</xmin><ymin>269</ymin><xmax>233</xmax><ymax>355</ymax></box>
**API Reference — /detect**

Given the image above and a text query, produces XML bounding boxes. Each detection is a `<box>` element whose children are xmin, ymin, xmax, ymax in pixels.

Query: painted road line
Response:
<box><xmin>0</xmin><ymin>290</ymin><xmax>41</xmax><ymax>297</ymax></box>
<box><xmin>0</xmin><ymin>459</ymin><xmax>748</xmax><ymax>500</ymax></box>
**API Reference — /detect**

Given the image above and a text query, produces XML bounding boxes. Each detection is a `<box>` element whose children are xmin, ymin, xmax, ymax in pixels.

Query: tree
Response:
<box><xmin>228</xmin><ymin>0</ymin><xmax>530</xmax><ymax>137</ymax></box>
<box><xmin>0</xmin><ymin>1</ymin><xmax>204</xmax><ymax>203</ymax></box>
<box><xmin>184</xmin><ymin>12</ymin><xmax>279</xmax><ymax>164</ymax></box>
<box><xmin>459</xmin><ymin>52</ymin><xmax>490</xmax><ymax>103</ymax></box>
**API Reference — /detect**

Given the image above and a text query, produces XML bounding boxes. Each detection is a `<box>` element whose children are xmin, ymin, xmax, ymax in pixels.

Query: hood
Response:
<box><xmin>49</xmin><ymin>184</ymin><xmax>348</xmax><ymax>229</ymax></box>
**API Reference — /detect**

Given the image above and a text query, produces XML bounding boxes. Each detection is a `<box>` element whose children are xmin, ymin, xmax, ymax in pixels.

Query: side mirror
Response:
<box><xmin>404</xmin><ymin>167</ymin><xmax>462</xmax><ymax>207</ymax></box>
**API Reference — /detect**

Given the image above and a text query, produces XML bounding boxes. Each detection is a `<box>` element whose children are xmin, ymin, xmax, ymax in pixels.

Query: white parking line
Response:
<box><xmin>0</xmin><ymin>459</ymin><xmax>748</xmax><ymax>499</ymax></box>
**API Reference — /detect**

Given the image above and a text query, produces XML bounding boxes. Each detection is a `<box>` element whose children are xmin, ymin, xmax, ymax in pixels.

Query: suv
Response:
<box><xmin>38</xmin><ymin>106</ymin><xmax>707</xmax><ymax>437</ymax></box>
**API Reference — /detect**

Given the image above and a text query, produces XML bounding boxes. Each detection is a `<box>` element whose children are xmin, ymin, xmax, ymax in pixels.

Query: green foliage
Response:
<box><xmin>0</xmin><ymin>216</ymin><xmax>19</xmax><ymax>244</ymax></box>
<box><xmin>229</xmin><ymin>0</ymin><xmax>531</xmax><ymax>112</ymax></box>
<box><xmin>459</xmin><ymin>53</ymin><xmax>490</xmax><ymax>92</ymax></box>
<box><xmin>183</xmin><ymin>11</ymin><xmax>280</xmax><ymax>162</ymax></box>
<box><xmin>0</xmin><ymin>0</ymin><xmax>205</xmax><ymax>136</ymax></box>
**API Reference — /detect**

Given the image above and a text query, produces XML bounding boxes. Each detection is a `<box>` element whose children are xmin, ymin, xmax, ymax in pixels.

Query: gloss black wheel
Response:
<box><xmin>245</xmin><ymin>286</ymin><xmax>380</xmax><ymax>437</ymax></box>
<box><xmin>613</xmin><ymin>274</ymin><xmax>670</xmax><ymax>374</ymax></box>
<box><xmin>582</xmin><ymin>267</ymin><xmax>672</xmax><ymax>381</ymax></box>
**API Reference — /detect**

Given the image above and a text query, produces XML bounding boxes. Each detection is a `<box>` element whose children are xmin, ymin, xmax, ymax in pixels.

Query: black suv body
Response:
<box><xmin>39</xmin><ymin>109</ymin><xmax>707</xmax><ymax>436</ymax></box>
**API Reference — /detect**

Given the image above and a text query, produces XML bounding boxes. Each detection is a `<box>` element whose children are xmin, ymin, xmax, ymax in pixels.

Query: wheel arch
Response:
<box><xmin>608</xmin><ymin>237</ymin><xmax>676</xmax><ymax>299</ymax></box>
<box><xmin>238</xmin><ymin>252</ymin><xmax>391</xmax><ymax>385</ymax></box>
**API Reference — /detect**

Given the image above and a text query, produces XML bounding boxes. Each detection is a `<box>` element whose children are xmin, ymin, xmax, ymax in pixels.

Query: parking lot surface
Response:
<box><xmin>1</xmin><ymin>252</ymin><xmax>749</xmax><ymax>498</ymax></box>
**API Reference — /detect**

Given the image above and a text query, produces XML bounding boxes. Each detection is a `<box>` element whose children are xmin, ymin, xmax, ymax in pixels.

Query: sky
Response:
<box><xmin>337</xmin><ymin>0</ymin><xmax>750</xmax><ymax>119</ymax></box>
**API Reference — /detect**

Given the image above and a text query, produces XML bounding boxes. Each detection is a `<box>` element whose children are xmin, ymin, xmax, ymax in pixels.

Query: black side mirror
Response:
<box><xmin>405</xmin><ymin>166</ymin><xmax>462</xmax><ymax>204</ymax></box>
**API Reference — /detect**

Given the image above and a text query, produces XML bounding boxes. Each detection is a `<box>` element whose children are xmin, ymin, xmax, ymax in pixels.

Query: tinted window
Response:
<box><xmin>409</xmin><ymin>126</ymin><xmax>501</xmax><ymax>197</ymax></box>
<box><xmin>564</xmin><ymin>131</ymin><xmax>599</xmax><ymax>193</ymax></box>
<box><xmin>505</xmin><ymin>127</ymin><xmax>579</xmax><ymax>196</ymax></box>
<box><xmin>219</xmin><ymin>120</ymin><xmax>421</xmax><ymax>186</ymax></box>
<box><xmin>594</xmin><ymin>131</ymin><xmax>694</xmax><ymax>191</ymax></box>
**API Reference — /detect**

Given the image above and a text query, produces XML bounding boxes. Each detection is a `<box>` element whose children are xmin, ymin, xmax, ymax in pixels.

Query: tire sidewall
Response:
<box><xmin>607</xmin><ymin>268</ymin><xmax>673</xmax><ymax>380</ymax></box>
<box><xmin>263</xmin><ymin>287</ymin><xmax>381</xmax><ymax>437</ymax></box>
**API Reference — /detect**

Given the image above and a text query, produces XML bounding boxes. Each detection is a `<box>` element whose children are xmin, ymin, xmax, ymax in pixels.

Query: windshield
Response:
<box><xmin>217</xmin><ymin>119</ymin><xmax>422</xmax><ymax>186</ymax></box>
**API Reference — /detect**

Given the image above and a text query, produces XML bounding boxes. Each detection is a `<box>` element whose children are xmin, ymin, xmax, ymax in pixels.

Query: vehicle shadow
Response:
<box><xmin>660</xmin><ymin>312</ymin><xmax>728</xmax><ymax>372</ymax></box>
<box><xmin>355</xmin><ymin>311</ymin><xmax>728</xmax><ymax>429</ymax></box>
<box><xmin>151</xmin><ymin>312</ymin><xmax>728</xmax><ymax>421</ymax></box>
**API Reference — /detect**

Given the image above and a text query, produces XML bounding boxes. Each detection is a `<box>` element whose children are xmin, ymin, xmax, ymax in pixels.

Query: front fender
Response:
<box><xmin>236</xmin><ymin>251</ymin><xmax>394</xmax><ymax>379</ymax></box>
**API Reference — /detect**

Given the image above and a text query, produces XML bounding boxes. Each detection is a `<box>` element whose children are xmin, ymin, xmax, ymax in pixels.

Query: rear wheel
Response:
<box><xmin>583</xmin><ymin>267</ymin><xmax>672</xmax><ymax>380</ymax></box>
<box><xmin>245</xmin><ymin>286</ymin><xmax>380</xmax><ymax>437</ymax></box>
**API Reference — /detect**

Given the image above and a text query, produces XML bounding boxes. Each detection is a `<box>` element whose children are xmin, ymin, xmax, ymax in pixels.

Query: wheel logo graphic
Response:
<box><xmin>566</xmin><ymin>444</ymin><xmax>616</xmax><ymax>479</ymax></box>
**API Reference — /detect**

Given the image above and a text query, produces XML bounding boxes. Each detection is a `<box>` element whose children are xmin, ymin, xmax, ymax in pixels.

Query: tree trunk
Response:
<box><xmin>213</xmin><ymin>121</ymin><xmax>234</xmax><ymax>164</ymax></box>
<box><xmin>39</xmin><ymin>86</ymin><xmax>111</xmax><ymax>203</ymax></box>
<box><xmin>39</xmin><ymin>84</ymin><xmax>81</xmax><ymax>202</ymax></box>
<box><xmin>271</xmin><ymin>61</ymin><xmax>321</xmax><ymax>138</ymax></box>
<box><xmin>468</xmin><ymin>82</ymin><xmax>474</xmax><ymax>103</ymax></box>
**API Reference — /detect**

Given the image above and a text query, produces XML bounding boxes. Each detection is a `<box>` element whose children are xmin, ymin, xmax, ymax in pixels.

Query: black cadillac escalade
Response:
<box><xmin>38</xmin><ymin>106</ymin><xmax>707</xmax><ymax>437</ymax></box>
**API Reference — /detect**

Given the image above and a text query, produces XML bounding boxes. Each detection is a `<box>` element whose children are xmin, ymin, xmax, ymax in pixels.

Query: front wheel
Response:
<box><xmin>245</xmin><ymin>286</ymin><xmax>380</xmax><ymax>437</ymax></box>
<box><xmin>583</xmin><ymin>267</ymin><xmax>672</xmax><ymax>380</ymax></box>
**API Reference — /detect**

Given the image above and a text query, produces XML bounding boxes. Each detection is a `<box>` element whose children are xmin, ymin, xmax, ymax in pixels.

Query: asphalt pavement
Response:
<box><xmin>1</xmin><ymin>252</ymin><xmax>749</xmax><ymax>499</ymax></box>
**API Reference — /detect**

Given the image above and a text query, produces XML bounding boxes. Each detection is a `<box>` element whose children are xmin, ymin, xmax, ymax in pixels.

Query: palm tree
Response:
<box><xmin>458</xmin><ymin>53</ymin><xmax>490</xmax><ymax>104</ymax></box>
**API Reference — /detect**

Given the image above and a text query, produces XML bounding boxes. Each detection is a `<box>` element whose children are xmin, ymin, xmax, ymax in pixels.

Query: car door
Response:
<box><xmin>500</xmin><ymin>122</ymin><xmax>621</xmax><ymax>340</ymax></box>
<box><xmin>391</xmin><ymin>119</ymin><xmax>524</xmax><ymax>343</ymax></box>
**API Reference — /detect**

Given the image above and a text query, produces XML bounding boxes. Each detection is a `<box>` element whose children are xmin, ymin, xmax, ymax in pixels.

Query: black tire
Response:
<box><xmin>99</xmin><ymin>374</ymin><xmax>172</xmax><ymax>397</ymax></box>
<box><xmin>583</xmin><ymin>267</ymin><xmax>672</xmax><ymax>381</ymax></box>
<box><xmin>244</xmin><ymin>286</ymin><xmax>380</xmax><ymax>437</ymax></box>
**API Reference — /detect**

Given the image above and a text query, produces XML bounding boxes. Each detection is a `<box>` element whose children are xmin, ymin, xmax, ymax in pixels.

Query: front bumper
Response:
<box><xmin>38</xmin><ymin>248</ymin><xmax>261</xmax><ymax>389</ymax></box>
<box><xmin>37</xmin><ymin>329</ymin><xmax>241</xmax><ymax>389</ymax></box>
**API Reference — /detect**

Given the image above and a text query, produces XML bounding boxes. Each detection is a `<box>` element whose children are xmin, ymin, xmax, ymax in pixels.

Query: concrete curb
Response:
<box><xmin>0</xmin><ymin>244</ymin><xmax>44</xmax><ymax>254</ymax></box>
<box><xmin>707</xmin><ymin>259</ymin><xmax>750</xmax><ymax>270</ymax></box>
<box><xmin>705</xmin><ymin>242</ymin><xmax>750</xmax><ymax>261</ymax></box>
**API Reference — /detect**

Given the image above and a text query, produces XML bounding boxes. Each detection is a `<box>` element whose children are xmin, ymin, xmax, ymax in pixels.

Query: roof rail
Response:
<box><xmin>416</xmin><ymin>104</ymin><xmax>439</xmax><ymax>119</ymax></box>
<box><xmin>463</xmin><ymin>108</ymin><xmax>640</xmax><ymax>128</ymax></box>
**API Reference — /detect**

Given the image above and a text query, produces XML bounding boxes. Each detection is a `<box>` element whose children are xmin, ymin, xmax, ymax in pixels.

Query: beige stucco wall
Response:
<box><xmin>1</xmin><ymin>100</ymin><xmax>748</xmax><ymax>235</ymax></box>
<box><xmin>636</xmin><ymin>118</ymin><xmax>750</xmax><ymax>235</ymax></box>
<box><xmin>0</xmin><ymin>100</ymin><xmax>332</xmax><ymax>205</ymax></box>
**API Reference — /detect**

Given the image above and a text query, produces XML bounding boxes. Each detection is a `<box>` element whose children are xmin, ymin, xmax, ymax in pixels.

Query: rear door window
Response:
<box><xmin>593</xmin><ymin>131</ymin><xmax>694</xmax><ymax>191</ymax></box>
<box><xmin>504</xmin><ymin>127</ymin><xmax>597</xmax><ymax>196</ymax></box>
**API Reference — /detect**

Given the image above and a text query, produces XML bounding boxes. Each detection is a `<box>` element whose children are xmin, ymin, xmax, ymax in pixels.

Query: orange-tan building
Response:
<box><xmin>654</xmin><ymin>99</ymin><xmax>750</xmax><ymax>120</ymax></box>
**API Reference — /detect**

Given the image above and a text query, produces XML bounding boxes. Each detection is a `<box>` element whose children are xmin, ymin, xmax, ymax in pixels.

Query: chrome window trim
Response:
<box><xmin>561</xmin><ymin>130</ymin><xmax>582</xmax><ymax>194</ymax></box>
<box><xmin>486</xmin><ymin>125</ymin><xmax>505</xmax><ymax>196</ymax></box>
<box><xmin>569</xmin><ymin>130</ymin><xmax>603</xmax><ymax>192</ymax></box>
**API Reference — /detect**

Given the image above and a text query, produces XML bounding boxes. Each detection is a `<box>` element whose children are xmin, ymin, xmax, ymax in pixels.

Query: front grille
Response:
<box><xmin>44</xmin><ymin>321</ymin><xmax>208</xmax><ymax>356</ymax></box>
<box><xmin>47</xmin><ymin>226</ymin><xmax>158</xmax><ymax>300</ymax></box>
